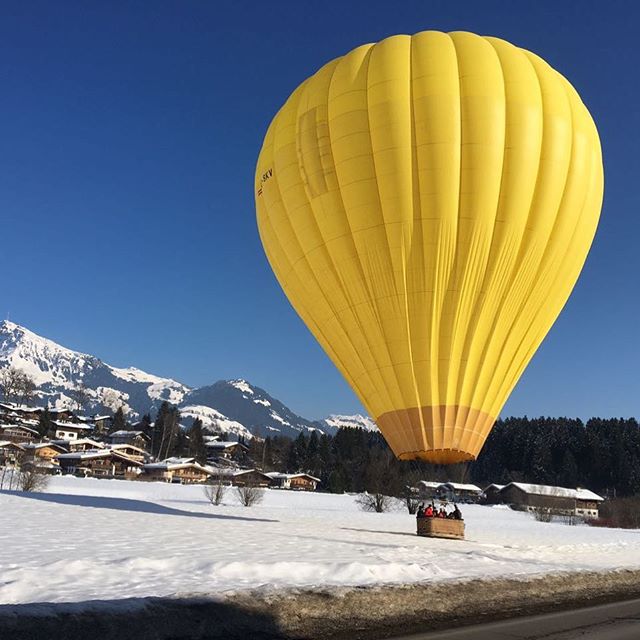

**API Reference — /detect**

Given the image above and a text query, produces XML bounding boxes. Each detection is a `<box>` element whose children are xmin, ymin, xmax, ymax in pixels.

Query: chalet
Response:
<box><xmin>0</xmin><ymin>403</ymin><xmax>42</xmax><ymax>421</ymax></box>
<box><xmin>498</xmin><ymin>482</ymin><xmax>604</xmax><ymax>518</ymax></box>
<box><xmin>482</xmin><ymin>484</ymin><xmax>506</xmax><ymax>504</ymax></box>
<box><xmin>108</xmin><ymin>443</ymin><xmax>150</xmax><ymax>463</ymax></box>
<box><xmin>439</xmin><ymin>482</ymin><xmax>483</xmax><ymax>502</ymax></box>
<box><xmin>415</xmin><ymin>481</ymin><xmax>482</xmax><ymax>502</ymax></box>
<box><xmin>209</xmin><ymin>468</ymin><xmax>271</xmax><ymax>487</ymax></box>
<box><xmin>140</xmin><ymin>458</ymin><xmax>213</xmax><ymax>484</ymax></box>
<box><xmin>205</xmin><ymin>441</ymin><xmax>249</xmax><ymax>460</ymax></box>
<box><xmin>92</xmin><ymin>415</ymin><xmax>111</xmax><ymax>429</ymax></box>
<box><xmin>21</xmin><ymin>442</ymin><xmax>68</xmax><ymax>461</ymax></box>
<box><xmin>416</xmin><ymin>481</ymin><xmax>442</xmax><ymax>500</ymax></box>
<box><xmin>266</xmin><ymin>472</ymin><xmax>319</xmax><ymax>491</ymax></box>
<box><xmin>68</xmin><ymin>438</ymin><xmax>106</xmax><ymax>452</ymax></box>
<box><xmin>52</xmin><ymin>421</ymin><xmax>93</xmax><ymax>441</ymax></box>
<box><xmin>0</xmin><ymin>424</ymin><xmax>39</xmax><ymax>443</ymax></box>
<box><xmin>108</xmin><ymin>430</ymin><xmax>150</xmax><ymax>448</ymax></box>
<box><xmin>0</xmin><ymin>441</ymin><xmax>24</xmax><ymax>465</ymax></box>
<box><xmin>49</xmin><ymin>408</ymin><xmax>77</xmax><ymax>422</ymax></box>
<box><xmin>56</xmin><ymin>449</ymin><xmax>142</xmax><ymax>478</ymax></box>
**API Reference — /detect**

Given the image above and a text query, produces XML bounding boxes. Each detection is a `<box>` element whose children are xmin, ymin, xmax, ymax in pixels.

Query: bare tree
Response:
<box><xmin>19</xmin><ymin>464</ymin><xmax>50</xmax><ymax>492</ymax></box>
<box><xmin>100</xmin><ymin>388</ymin><xmax>123</xmax><ymax>413</ymax></box>
<box><xmin>0</xmin><ymin>367</ymin><xmax>36</xmax><ymax>405</ymax></box>
<box><xmin>235</xmin><ymin>484</ymin><xmax>264</xmax><ymax>507</ymax></box>
<box><xmin>533</xmin><ymin>507</ymin><xmax>554</xmax><ymax>523</ymax></box>
<box><xmin>356</xmin><ymin>492</ymin><xmax>394</xmax><ymax>513</ymax></box>
<box><xmin>69</xmin><ymin>383</ymin><xmax>91</xmax><ymax>412</ymax></box>
<box><xmin>203</xmin><ymin>479</ymin><xmax>227</xmax><ymax>506</ymax></box>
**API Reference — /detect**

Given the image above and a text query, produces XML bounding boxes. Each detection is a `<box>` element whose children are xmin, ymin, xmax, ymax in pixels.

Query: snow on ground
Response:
<box><xmin>2</xmin><ymin>477</ymin><xmax>640</xmax><ymax>605</ymax></box>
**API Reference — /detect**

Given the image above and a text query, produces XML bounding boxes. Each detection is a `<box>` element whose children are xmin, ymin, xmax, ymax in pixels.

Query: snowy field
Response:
<box><xmin>2</xmin><ymin>477</ymin><xmax>640</xmax><ymax>605</ymax></box>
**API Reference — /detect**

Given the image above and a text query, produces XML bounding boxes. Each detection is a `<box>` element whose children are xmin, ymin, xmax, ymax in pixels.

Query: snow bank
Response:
<box><xmin>2</xmin><ymin>476</ymin><xmax>640</xmax><ymax>605</ymax></box>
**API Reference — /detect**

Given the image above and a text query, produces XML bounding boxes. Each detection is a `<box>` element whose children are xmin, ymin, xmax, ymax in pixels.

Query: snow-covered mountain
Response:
<box><xmin>0</xmin><ymin>321</ymin><xmax>189</xmax><ymax>416</ymax></box>
<box><xmin>179</xmin><ymin>404</ymin><xmax>254</xmax><ymax>441</ymax></box>
<box><xmin>321</xmin><ymin>414</ymin><xmax>378</xmax><ymax>432</ymax></box>
<box><xmin>0</xmin><ymin>321</ymin><xmax>375</xmax><ymax>440</ymax></box>
<box><xmin>183</xmin><ymin>379</ymin><xmax>331</xmax><ymax>439</ymax></box>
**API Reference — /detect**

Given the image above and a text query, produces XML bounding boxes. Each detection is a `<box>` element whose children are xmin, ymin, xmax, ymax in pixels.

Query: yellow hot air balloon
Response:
<box><xmin>255</xmin><ymin>31</ymin><xmax>603</xmax><ymax>465</ymax></box>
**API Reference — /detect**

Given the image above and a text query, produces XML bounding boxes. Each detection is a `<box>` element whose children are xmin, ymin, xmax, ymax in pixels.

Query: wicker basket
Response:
<box><xmin>416</xmin><ymin>517</ymin><xmax>465</xmax><ymax>540</ymax></box>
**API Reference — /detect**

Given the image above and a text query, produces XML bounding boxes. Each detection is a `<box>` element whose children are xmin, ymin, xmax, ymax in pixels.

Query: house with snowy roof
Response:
<box><xmin>56</xmin><ymin>449</ymin><xmax>142</xmax><ymax>478</ymax></box>
<box><xmin>0</xmin><ymin>424</ymin><xmax>39</xmax><ymax>444</ymax></box>
<box><xmin>21</xmin><ymin>441</ymin><xmax>68</xmax><ymax>462</ymax></box>
<box><xmin>140</xmin><ymin>458</ymin><xmax>214</xmax><ymax>484</ymax></box>
<box><xmin>52</xmin><ymin>421</ymin><xmax>94</xmax><ymax>441</ymax></box>
<box><xmin>208</xmin><ymin>467</ymin><xmax>272</xmax><ymax>487</ymax></box>
<box><xmin>107</xmin><ymin>430</ymin><xmax>150</xmax><ymax>449</ymax></box>
<box><xmin>107</xmin><ymin>443</ymin><xmax>151</xmax><ymax>463</ymax></box>
<box><xmin>0</xmin><ymin>441</ymin><xmax>24</xmax><ymax>466</ymax></box>
<box><xmin>205</xmin><ymin>440</ymin><xmax>249</xmax><ymax>460</ymax></box>
<box><xmin>265</xmin><ymin>472</ymin><xmax>320</xmax><ymax>491</ymax></box>
<box><xmin>496</xmin><ymin>482</ymin><xmax>604</xmax><ymax>518</ymax></box>
<box><xmin>415</xmin><ymin>480</ymin><xmax>482</xmax><ymax>502</ymax></box>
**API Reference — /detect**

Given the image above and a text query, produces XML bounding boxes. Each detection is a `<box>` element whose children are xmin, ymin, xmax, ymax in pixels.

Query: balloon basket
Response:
<box><xmin>416</xmin><ymin>517</ymin><xmax>465</xmax><ymax>540</ymax></box>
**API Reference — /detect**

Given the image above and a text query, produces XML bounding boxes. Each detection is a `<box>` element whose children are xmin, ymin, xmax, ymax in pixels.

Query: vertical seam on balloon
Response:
<box><xmin>493</xmin><ymin>134</ymin><xmax>601</xmax><ymax>418</ymax></box>
<box><xmin>294</xmin><ymin>60</ymin><xmax>380</xmax><ymax>403</ymax></box>
<box><xmin>477</xmin><ymin>55</ymin><xmax>573</xmax><ymax>419</ymax></box>
<box><xmin>485</xmin><ymin>73</ymin><xmax>590</xmax><ymax>417</ymax></box>
<box><xmin>325</xmin><ymin>46</ymin><xmax>400</xmax><ymax>421</ymax></box>
<box><xmin>364</xmin><ymin>38</ymin><xmax>418</xmax><ymax>453</ymax></box>
<box><xmin>447</xmin><ymin>34</ymin><xmax>505</xmax><ymax>454</ymax></box>
<box><xmin>404</xmin><ymin>35</ymin><xmax>429</xmax><ymax>452</ymax></box>
<box><xmin>270</xmin><ymin>80</ymin><xmax>373</xmax><ymax>405</ymax></box>
<box><xmin>458</xmin><ymin>40</ymin><xmax>543</xmax><ymax>453</ymax></box>
<box><xmin>467</xmin><ymin>47</ymin><xmax>547</xmax><ymax>420</ymax></box>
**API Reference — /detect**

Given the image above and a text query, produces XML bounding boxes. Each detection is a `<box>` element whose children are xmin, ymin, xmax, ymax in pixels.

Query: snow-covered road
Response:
<box><xmin>2</xmin><ymin>476</ymin><xmax>640</xmax><ymax>604</ymax></box>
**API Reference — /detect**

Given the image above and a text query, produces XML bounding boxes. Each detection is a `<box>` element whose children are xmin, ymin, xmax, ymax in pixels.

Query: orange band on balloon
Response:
<box><xmin>376</xmin><ymin>405</ymin><xmax>497</xmax><ymax>464</ymax></box>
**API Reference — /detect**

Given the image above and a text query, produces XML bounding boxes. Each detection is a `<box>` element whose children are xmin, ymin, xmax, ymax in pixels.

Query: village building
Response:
<box><xmin>0</xmin><ymin>441</ymin><xmax>24</xmax><ymax>466</ymax></box>
<box><xmin>482</xmin><ymin>484</ymin><xmax>506</xmax><ymax>504</ymax></box>
<box><xmin>140</xmin><ymin>458</ymin><xmax>213</xmax><ymax>484</ymax></box>
<box><xmin>107</xmin><ymin>430</ymin><xmax>150</xmax><ymax>449</ymax></box>
<box><xmin>205</xmin><ymin>441</ymin><xmax>249</xmax><ymax>460</ymax></box>
<box><xmin>266</xmin><ymin>472</ymin><xmax>320</xmax><ymax>491</ymax></box>
<box><xmin>415</xmin><ymin>481</ymin><xmax>482</xmax><ymax>502</ymax></box>
<box><xmin>108</xmin><ymin>443</ymin><xmax>150</xmax><ymax>463</ymax></box>
<box><xmin>67</xmin><ymin>438</ymin><xmax>106</xmax><ymax>452</ymax></box>
<box><xmin>494</xmin><ymin>482</ymin><xmax>604</xmax><ymax>518</ymax></box>
<box><xmin>415</xmin><ymin>481</ymin><xmax>441</xmax><ymax>500</ymax></box>
<box><xmin>439</xmin><ymin>482</ymin><xmax>483</xmax><ymax>502</ymax></box>
<box><xmin>208</xmin><ymin>468</ymin><xmax>272</xmax><ymax>487</ymax></box>
<box><xmin>56</xmin><ymin>449</ymin><xmax>142</xmax><ymax>479</ymax></box>
<box><xmin>0</xmin><ymin>403</ymin><xmax>43</xmax><ymax>422</ymax></box>
<box><xmin>0</xmin><ymin>424</ymin><xmax>39</xmax><ymax>444</ymax></box>
<box><xmin>52</xmin><ymin>421</ymin><xmax>94</xmax><ymax>441</ymax></box>
<box><xmin>21</xmin><ymin>442</ymin><xmax>68</xmax><ymax>462</ymax></box>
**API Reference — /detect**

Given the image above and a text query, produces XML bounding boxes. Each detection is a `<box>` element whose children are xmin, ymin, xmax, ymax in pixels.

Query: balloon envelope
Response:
<box><xmin>255</xmin><ymin>31</ymin><xmax>603</xmax><ymax>464</ymax></box>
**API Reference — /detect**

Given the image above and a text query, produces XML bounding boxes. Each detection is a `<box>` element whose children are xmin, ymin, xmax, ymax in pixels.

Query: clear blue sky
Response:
<box><xmin>1</xmin><ymin>1</ymin><xmax>638</xmax><ymax>420</ymax></box>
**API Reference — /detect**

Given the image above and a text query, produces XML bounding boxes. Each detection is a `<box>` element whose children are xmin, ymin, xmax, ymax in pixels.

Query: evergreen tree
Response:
<box><xmin>37</xmin><ymin>407</ymin><xmax>54</xmax><ymax>440</ymax></box>
<box><xmin>110</xmin><ymin>407</ymin><xmax>128</xmax><ymax>434</ymax></box>
<box><xmin>151</xmin><ymin>402</ymin><xmax>170</xmax><ymax>459</ymax></box>
<box><xmin>188</xmin><ymin>418</ymin><xmax>207</xmax><ymax>464</ymax></box>
<box><xmin>139</xmin><ymin>413</ymin><xmax>153</xmax><ymax>436</ymax></box>
<box><xmin>285</xmin><ymin>440</ymin><xmax>299</xmax><ymax>472</ymax></box>
<box><xmin>262</xmin><ymin>437</ymin><xmax>274</xmax><ymax>470</ymax></box>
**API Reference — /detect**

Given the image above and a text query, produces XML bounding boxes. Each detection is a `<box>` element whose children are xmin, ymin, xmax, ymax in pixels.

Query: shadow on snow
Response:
<box><xmin>1</xmin><ymin>490</ymin><xmax>278</xmax><ymax>523</ymax></box>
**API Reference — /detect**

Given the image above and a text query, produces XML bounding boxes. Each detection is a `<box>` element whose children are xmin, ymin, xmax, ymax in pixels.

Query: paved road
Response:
<box><xmin>392</xmin><ymin>598</ymin><xmax>640</xmax><ymax>639</ymax></box>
